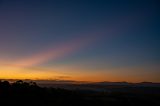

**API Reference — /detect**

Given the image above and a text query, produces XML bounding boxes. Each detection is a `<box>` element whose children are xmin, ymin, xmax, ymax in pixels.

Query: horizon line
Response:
<box><xmin>0</xmin><ymin>78</ymin><xmax>160</xmax><ymax>84</ymax></box>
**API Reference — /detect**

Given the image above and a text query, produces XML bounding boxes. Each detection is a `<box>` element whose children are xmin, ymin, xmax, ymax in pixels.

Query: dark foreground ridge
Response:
<box><xmin>0</xmin><ymin>80</ymin><xmax>160</xmax><ymax>106</ymax></box>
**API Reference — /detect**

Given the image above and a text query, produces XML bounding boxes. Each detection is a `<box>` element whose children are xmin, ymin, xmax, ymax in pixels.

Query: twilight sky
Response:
<box><xmin>0</xmin><ymin>0</ymin><xmax>159</xmax><ymax>82</ymax></box>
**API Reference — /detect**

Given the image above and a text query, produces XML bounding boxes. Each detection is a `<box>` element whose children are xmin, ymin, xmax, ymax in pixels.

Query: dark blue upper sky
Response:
<box><xmin>0</xmin><ymin>0</ymin><xmax>159</xmax><ymax>82</ymax></box>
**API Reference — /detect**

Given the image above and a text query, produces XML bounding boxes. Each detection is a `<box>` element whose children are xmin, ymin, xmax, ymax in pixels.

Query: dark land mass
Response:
<box><xmin>0</xmin><ymin>80</ymin><xmax>160</xmax><ymax>106</ymax></box>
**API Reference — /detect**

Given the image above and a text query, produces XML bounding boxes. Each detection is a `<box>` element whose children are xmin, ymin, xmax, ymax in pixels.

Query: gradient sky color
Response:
<box><xmin>0</xmin><ymin>0</ymin><xmax>159</xmax><ymax>82</ymax></box>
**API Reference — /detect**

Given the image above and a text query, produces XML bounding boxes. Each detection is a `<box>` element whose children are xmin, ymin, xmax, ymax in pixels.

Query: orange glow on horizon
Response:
<box><xmin>0</xmin><ymin>34</ymin><xmax>159</xmax><ymax>83</ymax></box>
<box><xmin>0</xmin><ymin>64</ymin><xmax>160</xmax><ymax>83</ymax></box>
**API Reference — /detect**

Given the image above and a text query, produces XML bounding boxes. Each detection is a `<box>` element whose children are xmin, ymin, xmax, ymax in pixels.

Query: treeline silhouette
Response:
<box><xmin>0</xmin><ymin>80</ymin><xmax>160</xmax><ymax>106</ymax></box>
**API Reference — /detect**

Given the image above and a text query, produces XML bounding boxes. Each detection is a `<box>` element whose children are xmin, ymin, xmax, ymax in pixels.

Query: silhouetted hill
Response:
<box><xmin>0</xmin><ymin>80</ymin><xmax>160</xmax><ymax>106</ymax></box>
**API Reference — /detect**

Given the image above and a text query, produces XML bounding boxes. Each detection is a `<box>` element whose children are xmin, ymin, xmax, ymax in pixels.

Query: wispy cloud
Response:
<box><xmin>3</xmin><ymin>16</ymin><xmax>136</xmax><ymax>69</ymax></box>
<box><xmin>10</xmin><ymin>35</ymin><xmax>98</xmax><ymax>68</ymax></box>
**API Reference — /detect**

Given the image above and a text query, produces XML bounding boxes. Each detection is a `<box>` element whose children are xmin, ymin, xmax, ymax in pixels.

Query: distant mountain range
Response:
<box><xmin>1</xmin><ymin>79</ymin><xmax>160</xmax><ymax>87</ymax></box>
<box><xmin>88</xmin><ymin>81</ymin><xmax>160</xmax><ymax>87</ymax></box>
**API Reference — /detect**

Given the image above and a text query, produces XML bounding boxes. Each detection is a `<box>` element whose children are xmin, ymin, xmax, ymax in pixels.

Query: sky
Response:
<box><xmin>0</xmin><ymin>0</ymin><xmax>159</xmax><ymax>82</ymax></box>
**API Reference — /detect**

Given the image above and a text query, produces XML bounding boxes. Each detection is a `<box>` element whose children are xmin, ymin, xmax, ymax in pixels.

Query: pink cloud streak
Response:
<box><xmin>12</xmin><ymin>35</ymin><xmax>96</xmax><ymax>68</ymax></box>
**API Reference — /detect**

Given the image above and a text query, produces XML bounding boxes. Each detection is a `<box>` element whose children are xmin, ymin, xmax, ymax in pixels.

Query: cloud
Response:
<box><xmin>2</xmin><ymin>13</ymin><xmax>138</xmax><ymax>70</ymax></box>
<box><xmin>11</xmin><ymin>34</ymin><xmax>98</xmax><ymax>68</ymax></box>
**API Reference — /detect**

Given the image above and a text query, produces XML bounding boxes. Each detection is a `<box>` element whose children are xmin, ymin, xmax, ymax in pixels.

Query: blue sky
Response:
<box><xmin>0</xmin><ymin>0</ymin><xmax>159</xmax><ymax>82</ymax></box>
